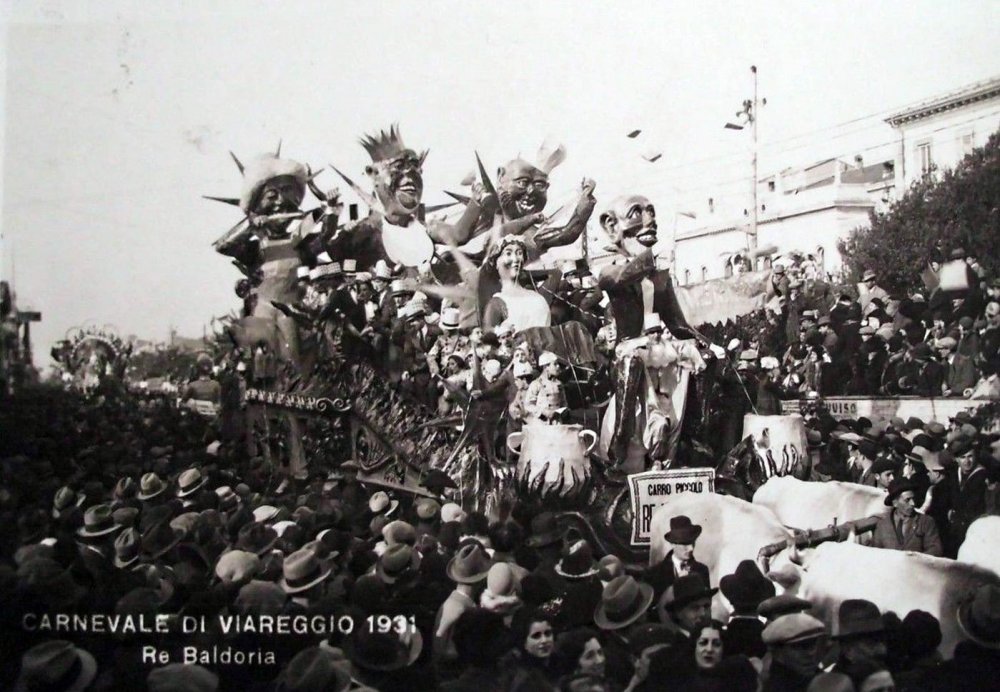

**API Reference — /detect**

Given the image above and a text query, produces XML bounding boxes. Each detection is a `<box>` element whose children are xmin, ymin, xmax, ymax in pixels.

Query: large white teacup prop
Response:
<box><xmin>507</xmin><ymin>422</ymin><xmax>598</xmax><ymax>497</ymax></box>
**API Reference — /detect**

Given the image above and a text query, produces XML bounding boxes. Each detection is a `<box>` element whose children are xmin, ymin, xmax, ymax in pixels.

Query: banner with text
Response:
<box><xmin>628</xmin><ymin>468</ymin><xmax>716</xmax><ymax>546</ymax></box>
<box><xmin>782</xmin><ymin>397</ymin><xmax>980</xmax><ymax>430</ymax></box>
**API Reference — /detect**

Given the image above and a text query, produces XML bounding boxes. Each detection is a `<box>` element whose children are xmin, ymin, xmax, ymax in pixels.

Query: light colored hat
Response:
<box><xmin>253</xmin><ymin>505</ymin><xmax>280</xmax><ymax>524</ymax></box>
<box><xmin>311</xmin><ymin>262</ymin><xmax>343</xmax><ymax>281</ymax></box>
<box><xmin>368</xmin><ymin>491</ymin><xmax>399</xmax><ymax>517</ymax></box>
<box><xmin>494</xmin><ymin>323</ymin><xmax>516</xmax><ymax>337</ymax></box>
<box><xmin>296</xmin><ymin>266</ymin><xmax>311</xmax><ymax>280</ymax></box>
<box><xmin>316</xmin><ymin>252</ymin><xmax>333</xmax><ymax>264</ymax></box>
<box><xmin>760</xmin><ymin>356</ymin><xmax>780</xmax><ymax>371</ymax></box>
<box><xmin>214</xmin><ymin>550</ymin><xmax>261</xmax><ymax>584</ymax></box>
<box><xmin>354</xmin><ymin>271</ymin><xmax>372</xmax><ymax>283</ymax></box>
<box><xmin>538</xmin><ymin>351</ymin><xmax>559</xmax><ymax>367</ymax></box>
<box><xmin>440</xmin><ymin>307</ymin><xmax>462</xmax><ymax>331</ymax></box>
<box><xmin>581</xmin><ymin>275</ymin><xmax>598</xmax><ymax>289</ymax></box>
<box><xmin>862</xmin><ymin>270</ymin><xmax>877</xmax><ymax>282</ymax></box>
<box><xmin>389</xmin><ymin>278</ymin><xmax>415</xmax><ymax>296</ymax></box>
<box><xmin>441</xmin><ymin>502</ymin><xmax>466</xmax><ymax>524</ymax></box>
<box><xmin>342</xmin><ymin>259</ymin><xmax>357</xmax><ymax>274</ymax></box>
<box><xmin>513</xmin><ymin>361</ymin><xmax>535</xmax><ymax>378</ymax></box>
<box><xmin>373</xmin><ymin>260</ymin><xmax>393</xmax><ymax>280</ymax></box>
<box><xmin>176</xmin><ymin>468</ymin><xmax>207</xmax><ymax>498</ymax></box>
<box><xmin>727</xmin><ymin>338</ymin><xmax>742</xmax><ymax>352</ymax></box>
<box><xmin>642</xmin><ymin>313</ymin><xmax>665</xmax><ymax>334</ymax></box>
<box><xmin>238</xmin><ymin>153</ymin><xmax>307</xmax><ymax>213</ymax></box>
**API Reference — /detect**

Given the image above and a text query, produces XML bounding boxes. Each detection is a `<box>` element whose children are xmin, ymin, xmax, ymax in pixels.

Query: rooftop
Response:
<box><xmin>885</xmin><ymin>75</ymin><xmax>1000</xmax><ymax>127</ymax></box>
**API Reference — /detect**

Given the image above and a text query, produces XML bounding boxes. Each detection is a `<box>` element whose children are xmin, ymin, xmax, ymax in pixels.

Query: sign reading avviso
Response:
<box><xmin>782</xmin><ymin>397</ymin><xmax>979</xmax><ymax>429</ymax></box>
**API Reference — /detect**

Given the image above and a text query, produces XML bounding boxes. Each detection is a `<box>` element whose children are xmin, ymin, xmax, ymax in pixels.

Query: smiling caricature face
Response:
<box><xmin>600</xmin><ymin>195</ymin><xmax>658</xmax><ymax>257</ymax></box>
<box><xmin>367</xmin><ymin>150</ymin><xmax>424</xmax><ymax>219</ymax></box>
<box><xmin>498</xmin><ymin>159</ymin><xmax>549</xmax><ymax>219</ymax></box>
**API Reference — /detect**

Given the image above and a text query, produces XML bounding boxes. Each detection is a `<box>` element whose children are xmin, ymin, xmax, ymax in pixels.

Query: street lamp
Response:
<box><xmin>724</xmin><ymin>65</ymin><xmax>763</xmax><ymax>252</ymax></box>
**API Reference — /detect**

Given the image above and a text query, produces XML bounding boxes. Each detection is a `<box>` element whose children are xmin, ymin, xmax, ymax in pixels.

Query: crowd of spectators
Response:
<box><xmin>3</xmin><ymin>384</ymin><xmax>1000</xmax><ymax>691</ymax></box>
<box><xmin>702</xmin><ymin>248</ymin><xmax>1000</xmax><ymax>405</ymax></box>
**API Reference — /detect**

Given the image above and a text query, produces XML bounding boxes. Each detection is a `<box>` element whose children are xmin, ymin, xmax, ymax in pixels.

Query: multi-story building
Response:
<box><xmin>671</xmin><ymin>157</ymin><xmax>894</xmax><ymax>284</ymax></box>
<box><xmin>886</xmin><ymin>75</ymin><xmax>1000</xmax><ymax>189</ymax></box>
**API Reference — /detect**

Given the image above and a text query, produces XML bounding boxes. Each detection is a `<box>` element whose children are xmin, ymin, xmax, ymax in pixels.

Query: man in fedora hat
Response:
<box><xmin>871</xmin><ymin>478</ymin><xmax>943</xmax><ymax>556</ymax></box>
<box><xmin>916</xmin><ymin>583</ymin><xmax>1000</xmax><ymax>690</ymax></box>
<box><xmin>552</xmin><ymin>539</ymin><xmax>603</xmax><ymax>629</ymax></box>
<box><xmin>14</xmin><ymin>640</ymin><xmax>99</xmax><ymax>692</ymax></box>
<box><xmin>644</xmin><ymin>515</ymin><xmax>710</xmax><ymax>599</ymax></box>
<box><xmin>281</xmin><ymin>546</ymin><xmax>337</xmax><ymax>611</ymax></box>
<box><xmin>433</xmin><ymin>543</ymin><xmax>492</xmax><ymax>668</ymax></box>
<box><xmin>831</xmin><ymin>599</ymin><xmax>887</xmax><ymax>674</ymax></box>
<box><xmin>658</xmin><ymin>574</ymin><xmax>717</xmax><ymax>640</ymax></box>
<box><xmin>720</xmin><ymin>560</ymin><xmax>775</xmax><ymax>659</ymax></box>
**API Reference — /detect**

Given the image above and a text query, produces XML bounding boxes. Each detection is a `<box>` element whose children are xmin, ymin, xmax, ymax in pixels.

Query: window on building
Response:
<box><xmin>917</xmin><ymin>141</ymin><xmax>933</xmax><ymax>176</ymax></box>
<box><xmin>960</xmin><ymin>131</ymin><xmax>975</xmax><ymax>157</ymax></box>
<box><xmin>684</xmin><ymin>270</ymin><xmax>690</xmax><ymax>286</ymax></box>
<box><xmin>701</xmin><ymin>266</ymin><xmax>708</xmax><ymax>283</ymax></box>
<box><xmin>767</xmin><ymin>180</ymin><xmax>775</xmax><ymax>192</ymax></box>
<box><xmin>724</xmin><ymin>260</ymin><xmax>733</xmax><ymax>279</ymax></box>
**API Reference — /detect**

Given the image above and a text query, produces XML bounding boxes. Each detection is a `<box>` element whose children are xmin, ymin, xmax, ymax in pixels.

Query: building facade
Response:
<box><xmin>886</xmin><ymin>75</ymin><xmax>1000</xmax><ymax>189</ymax></box>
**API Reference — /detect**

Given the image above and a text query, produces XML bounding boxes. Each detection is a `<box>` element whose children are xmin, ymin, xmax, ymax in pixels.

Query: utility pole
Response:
<box><xmin>724</xmin><ymin>65</ymin><xmax>763</xmax><ymax>253</ymax></box>
<box><xmin>750</xmin><ymin>65</ymin><xmax>759</xmax><ymax>252</ymax></box>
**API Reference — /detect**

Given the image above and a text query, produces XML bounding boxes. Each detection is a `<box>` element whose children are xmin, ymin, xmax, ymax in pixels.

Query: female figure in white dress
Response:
<box><xmin>481</xmin><ymin>236</ymin><xmax>552</xmax><ymax>333</ymax></box>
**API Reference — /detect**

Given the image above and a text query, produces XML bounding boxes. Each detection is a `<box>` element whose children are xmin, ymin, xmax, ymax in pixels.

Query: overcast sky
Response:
<box><xmin>1</xmin><ymin>0</ymin><xmax>998</xmax><ymax>368</ymax></box>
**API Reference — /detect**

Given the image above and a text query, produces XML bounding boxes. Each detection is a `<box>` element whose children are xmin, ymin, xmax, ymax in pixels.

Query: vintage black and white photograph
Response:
<box><xmin>2</xmin><ymin>1</ymin><xmax>1000</xmax><ymax>690</ymax></box>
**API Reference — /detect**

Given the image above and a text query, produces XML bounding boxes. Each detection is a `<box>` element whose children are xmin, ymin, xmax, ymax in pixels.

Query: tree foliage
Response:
<box><xmin>839</xmin><ymin>128</ymin><xmax>1000</xmax><ymax>295</ymax></box>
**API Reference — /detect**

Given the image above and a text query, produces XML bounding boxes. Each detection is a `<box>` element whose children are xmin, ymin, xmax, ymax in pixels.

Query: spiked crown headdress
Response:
<box><xmin>360</xmin><ymin>124</ymin><xmax>424</xmax><ymax>164</ymax></box>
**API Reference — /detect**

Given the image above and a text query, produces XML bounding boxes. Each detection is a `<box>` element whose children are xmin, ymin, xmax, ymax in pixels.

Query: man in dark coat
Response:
<box><xmin>871</xmin><ymin>478</ymin><xmax>943</xmax><ymax>556</ymax></box>
<box><xmin>949</xmin><ymin>437</ymin><xmax>988</xmax><ymax>547</ymax></box>
<box><xmin>643</xmin><ymin>515</ymin><xmax>710</xmax><ymax>600</ymax></box>
<box><xmin>720</xmin><ymin>560</ymin><xmax>774</xmax><ymax>659</ymax></box>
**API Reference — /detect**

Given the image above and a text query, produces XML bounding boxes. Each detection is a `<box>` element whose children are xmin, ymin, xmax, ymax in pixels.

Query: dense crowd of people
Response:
<box><xmin>703</xmin><ymin>249</ymin><xmax>1000</xmax><ymax>408</ymax></box>
<box><xmin>3</xmin><ymin>385</ymin><xmax>1000</xmax><ymax>691</ymax></box>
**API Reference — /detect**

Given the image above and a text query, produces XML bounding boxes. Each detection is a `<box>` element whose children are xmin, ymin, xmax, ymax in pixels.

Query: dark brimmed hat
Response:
<box><xmin>446</xmin><ymin>543</ymin><xmax>492</xmax><ymax>584</ymax></box>
<box><xmin>957</xmin><ymin>584</ymin><xmax>1000</xmax><ymax>650</ymax></box>
<box><xmin>884</xmin><ymin>478</ymin><xmax>917</xmax><ymax>506</ymax></box>
<box><xmin>593</xmin><ymin>575</ymin><xmax>655</xmax><ymax>630</ymax></box>
<box><xmin>555</xmin><ymin>539</ymin><xmax>599</xmax><ymax>580</ymax></box>
<box><xmin>141</xmin><ymin>521</ymin><xmax>182</xmax><ymax>560</ymax></box>
<box><xmin>280</xmin><ymin>548</ymin><xmax>333</xmax><ymax>594</ymax></box>
<box><xmin>76</xmin><ymin>504</ymin><xmax>122</xmax><ymax>539</ymax></box>
<box><xmin>664</xmin><ymin>515</ymin><xmax>702</xmax><ymax>545</ymax></box>
<box><xmin>871</xmin><ymin>455</ymin><xmax>900</xmax><ymax>475</ymax></box>
<box><xmin>376</xmin><ymin>544</ymin><xmax>422</xmax><ymax>584</ymax></box>
<box><xmin>720</xmin><ymin>560</ymin><xmax>775</xmax><ymax>611</ymax></box>
<box><xmin>833</xmin><ymin>599</ymin><xmax>885</xmax><ymax>639</ymax></box>
<box><xmin>113</xmin><ymin>527</ymin><xmax>142</xmax><ymax>568</ymax></box>
<box><xmin>15</xmin><ymin>640</ymin><xmax>97</xmax><ymax>692</ymax></box>
<box><xmin>278</xmin><ymin>647</ymin><xmax>351</xmax><ymax>692</ymax></box>
<box><xmin>525</xmin><ymin>512</ymin><xmax>567</xmax><ymax>548</ymax></box>
<box><xmin>661</xmin><ymin>574</ymin><xmax>718</xmax><ymax>611</ymax></box>
<box><xmin>420</xmin><ymin>469</ymin><xmax>458</xmax><ymax>494</ymax></box>
<box><xmin>345</xmin><ymin>627</ymin><xmax>422</xmax><ymax>672</ymax></box>
<box><xmin>236</xmin><ymin>522</ymin><xmax>278</xmax><ymax>556</ymax></box>
<box><xmin>146</xmin><ymin>663</ymin><xmax>218</xmax><ymax>692</ymax></box>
